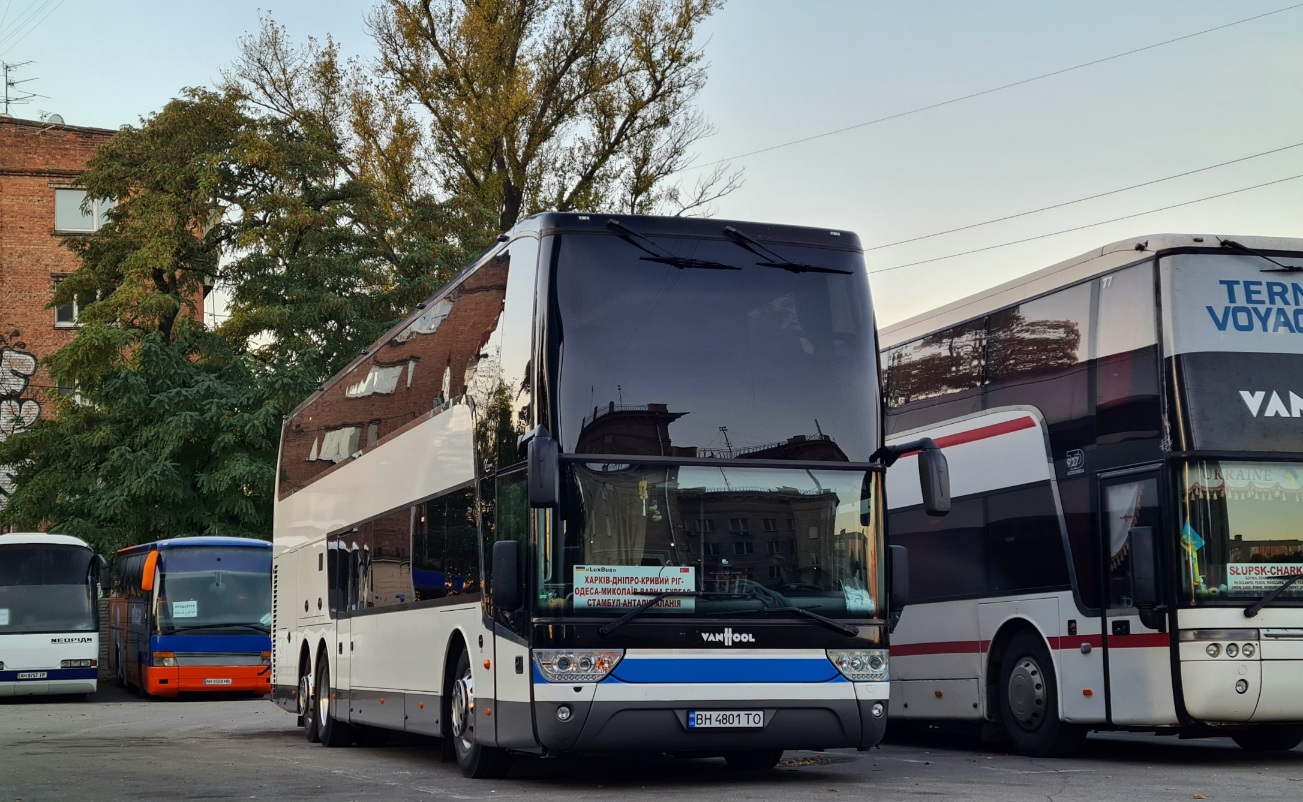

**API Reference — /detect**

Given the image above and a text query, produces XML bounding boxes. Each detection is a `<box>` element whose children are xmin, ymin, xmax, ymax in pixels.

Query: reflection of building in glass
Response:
<box><xmin>576</xmin><ymin>402</ymin><xmax>694</xmax><ymax>457</ymax></box>
<box><xmin>279</xmin><ymin>254</ymin><xmax>509</xmax><ymax>500</ymax></box>
<box><xmin>575</xmin><ymin>400</ymin><xmax>846</xmax><ymax>462</ymax></box>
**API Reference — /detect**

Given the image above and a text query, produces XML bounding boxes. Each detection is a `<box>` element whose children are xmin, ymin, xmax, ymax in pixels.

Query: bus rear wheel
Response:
<box><xmin>315</xmin><ymin>659</ymin><xmax>353</xmax><ymax>747</ymax></box>
<box><xmin>449</xmin><ymin>650</ymin><xmax>511</xmax><ymax>779</ymax></box>
<box><xmin>997</xmin><ymin>631</ymin><xmax>1084</xmax><ymax>758</ymax></box>
<box><xmin>301</xmin><ymin>663</ymin><xmax>319</xmax><ymax>743</ymax></box>
<box><xmin>1231</xmin><ymin>726</ymin><xmax>1303</xmax><ymax>752</ymax></box>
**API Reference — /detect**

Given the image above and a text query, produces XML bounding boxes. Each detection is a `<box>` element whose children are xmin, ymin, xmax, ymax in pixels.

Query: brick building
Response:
<box><xmin>0</xmin><ymin>115</ymin><xmax>116</xmax><ymax>514</ymax></box>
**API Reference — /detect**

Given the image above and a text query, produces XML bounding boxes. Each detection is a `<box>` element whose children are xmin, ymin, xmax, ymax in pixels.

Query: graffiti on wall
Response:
<box><xmin>0</xmin><ymin>329</ymin><xmax>41</xmax><ymax>513</ymax></box>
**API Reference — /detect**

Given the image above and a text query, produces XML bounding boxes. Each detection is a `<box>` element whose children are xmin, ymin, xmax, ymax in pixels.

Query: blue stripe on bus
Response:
<box><xmin>610</xmin><ymin>658</ymin><xmax>843</xmax><ymax>684</ymax></box>
<box><xmin>0</xmin><ymin>668</ymin><xmax>98</xmax><ymax>682</ymax></box>
<box><xmin>530</xmin><ymin>658</ymin><xmax>844</xmax><ymax>684</ymax></box>
<box><xmin>150</xmin><ymin>634</ymin><xmax>270</xmax><ymax>653</ymax></box>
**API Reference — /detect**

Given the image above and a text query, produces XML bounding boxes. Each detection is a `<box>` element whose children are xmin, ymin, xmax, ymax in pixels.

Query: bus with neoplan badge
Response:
<box><xmin>0</xmin><ymin>532</ymin><xmax>103</xmax><ymax>698</ymax></box>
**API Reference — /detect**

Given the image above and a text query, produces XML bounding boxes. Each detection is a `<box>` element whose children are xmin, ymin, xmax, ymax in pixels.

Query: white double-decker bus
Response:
<box><xmin>0</xmin><ymin>533</ymin><xmax>103</xmax><ymax>697</ymax></box>
<box><xmin>881</xmin><ymin>234</ymin><xmax>1303</xmax><ymax>755</ymax></box>
<box><xmin>271</xmin><ymin>213</ymin><xmax>947</xmax><ymax>777</ymax></box>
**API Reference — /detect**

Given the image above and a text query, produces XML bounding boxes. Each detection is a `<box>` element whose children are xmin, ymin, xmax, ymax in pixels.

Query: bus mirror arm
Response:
<box><xmin>491</xmin><ymin>540</ymin><xmax>523</xmax><ymax>611</ymax></box>
<box><xmin>523</xmin><ymin>426</ymin><xmax>560</xmax><ymax>508</ymax></box>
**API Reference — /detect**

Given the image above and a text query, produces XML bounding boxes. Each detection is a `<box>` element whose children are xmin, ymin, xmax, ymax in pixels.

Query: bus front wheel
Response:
<box><xmin>449</xmin><ymin>650</ymin><xmax>511</xmax><ymax>779</ymax></box>
<box><xmin>1231</xmin><ymin>726</ymin><xmax>1303</xmax><ymax>752</ymax></box>
<box><xmin>997</xmin><ymin>631</ymin><xmax>1084</xmax><ymax>757</ymax></box>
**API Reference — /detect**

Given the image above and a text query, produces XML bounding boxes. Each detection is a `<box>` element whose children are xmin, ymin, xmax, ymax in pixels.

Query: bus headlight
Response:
<box><xmin>1206</xmin><ymin>643</ymin><xmax>1221</xmax><ymax>658</ymax></box>
<box><xmin>827</xmin><ymin>649</ymin><xmax>889</xmax><ymax>682</ymax></box>
<box><xmin>152</xmin><ymin>652</ymin><xmax>178</xmax><ymax>667</ymax></box>
<box><xmin>533</xmin><ymin>650</ymin><xmax>623</xmax><ymax>682</ymax></box>
<box><xmin>1242</xmin><ymin>643</ymin><xmax>1256</xmax><ymax>658</ymax></box>
<box><xmin>60</xmin><ymin>659</ymin><xmax>97</xmax><ymax>668</ymax></box>
<box><xmin>1225</xmin><ymin>643</ymin><xmax>1239</xmax><ymax>658</ymax></box>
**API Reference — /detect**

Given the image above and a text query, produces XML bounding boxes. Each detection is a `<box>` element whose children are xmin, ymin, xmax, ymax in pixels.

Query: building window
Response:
<box><xmin>52</xmin><ymin>277</ymin><xmax>95</xmax><ymax>328</ymax></box>
<box><xmin>767</xmin><ymin>540</ymin><xmax>781</xmax><ymax>554</ymax></box>
<box><xmin>728</xmin><ymin>517</ymin><xmax>750</xmax><ymax>536</ymax></box>
<box><xmin>733</xmin><ymin>541</ymin><xmax>754</xmax><ymax>556</ymax></box>
<box><xmin>762</xmin><ymin>518</ymin><xmax>777</xmax><ymax>532</ymax></box>
<box><xmin>54</xmin><ymin>189</ymin><xmax>113</xmax><ymax>233</ymax></box>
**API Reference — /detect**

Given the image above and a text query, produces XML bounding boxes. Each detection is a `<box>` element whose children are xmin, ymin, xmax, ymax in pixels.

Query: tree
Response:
<box><xmin>0</xmin><ymin>88</ymin><xmax>475</xmax><ymax>552</ymax></box>
<box><xmin>227</xmin><ymin>0</ymin><xmax>739</xmax><ymax>238</ymax></box>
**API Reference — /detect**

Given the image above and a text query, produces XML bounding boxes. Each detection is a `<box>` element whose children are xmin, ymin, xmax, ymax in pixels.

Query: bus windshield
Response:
<box><xmin>537</xmin><ymin>462</ymin><xmax>883</xmax><ymax>620</ymax></box>
<box><xmin>155</xmin><ymin>547</ymin><xmax>272</xmax><ymax>633</ymax></box>
<box><xmin>552</xmin><ymin>230</ymin><xmax>877</xmax><ymax>462</ymax></box>
<box><xmin>1179</xmin><ymin>461</ymin><xmax>1303</xmax><ymax>603</ymax></box>
<box><xmin>0</xmin><ymin>544</ymin><xmax>96</xmax><ymax>633</ymax></box>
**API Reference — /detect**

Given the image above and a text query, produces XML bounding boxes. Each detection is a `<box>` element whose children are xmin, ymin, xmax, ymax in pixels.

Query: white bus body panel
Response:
<box><xmin>0</xmin><ymin>632</ymin><xmax>99</xmax><ymax>697</ymax></box>
<box><xmin>274</xmin><ymin>405</ymin><xmax>476</xmax><ymax>554</ymax></box>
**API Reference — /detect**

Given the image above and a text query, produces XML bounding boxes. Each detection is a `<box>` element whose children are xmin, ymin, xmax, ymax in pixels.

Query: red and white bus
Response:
<box><xmin>882</xmin><ymin>234</ymin><xmax>1303</xmax><ymax>755</ymax></box>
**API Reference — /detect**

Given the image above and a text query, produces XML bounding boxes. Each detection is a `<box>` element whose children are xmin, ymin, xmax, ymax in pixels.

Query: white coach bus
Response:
<box><xmin>271</xmin><ymin>212</ymin><xmax>947</xmax><ymax>778</ymax></box>
<box><xmin>0</xmin><ymin>533</ymin><xmax>103</xmax><ymax>697</ymax></box>
<box><xmin>881</xmin><ymin>234</ymin><xmax>1303</xmax><ymax>756</ymax></box>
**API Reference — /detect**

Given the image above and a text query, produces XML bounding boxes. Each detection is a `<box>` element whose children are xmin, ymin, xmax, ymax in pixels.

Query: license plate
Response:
<box><xmin>688</xmin><ymin>710</ymin><xmax>764</xmax><ymax>729</ymax></box>
<box><xmin>17</xmin><ymin>671</ymin><xmax>48</xmax><ymax>680</ymax></box>
<box><xmin>204</xmin><ymin>678</ymin><xmax>233</xmax><ymax>686</ymax></box>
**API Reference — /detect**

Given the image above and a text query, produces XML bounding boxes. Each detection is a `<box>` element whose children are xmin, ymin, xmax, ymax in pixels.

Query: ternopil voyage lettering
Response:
<box><xmin>1207</xmin><ymin>279</ymin><xmax>1303</xmax><ymax>333</ymax></box>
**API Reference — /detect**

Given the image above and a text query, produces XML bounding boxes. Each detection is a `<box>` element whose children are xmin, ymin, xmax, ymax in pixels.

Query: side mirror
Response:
<box><xmin>1130</xmin><ymin>526</ymin><xmax>1166</xmax><ymax>631</ymax></box>
<box><xmin>873</xmin><ymin>437</ymin><xmax>949</xmax><ymax>517</ymax></box>
<box><xmin>491</xmin><ymin>540</ymin><xmax>522</xmax><ymax>611</ymax></box>
<box><xmin>526</xmin><ymin>428</ymin><xmax>560</xmax><ymax>508</ymax></box>
<box><xmin>917</xmin><ymin>440</ymin><xmax>950</xmax><ymax>517</ymax></box>
<box><xmin>141</xmin><ymin>551</ymin><xmax>159</xmax><ymax>592</ymax></box>
<box><xmin>97</xmin><ymin>555</ymin><xmax>110</xmax><ymax>593</ymax></box>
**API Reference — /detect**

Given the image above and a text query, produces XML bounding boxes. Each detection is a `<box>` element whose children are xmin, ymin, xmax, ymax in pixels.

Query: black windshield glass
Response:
<box><xmin>0</xmin><ymin>545</ymin><xmax>96</xmax><ymax>633</ymax></box>
<box><xmin>552</xmin><ymin>232</ymin><xmax>878</xmax><ymax>461</ymax></box>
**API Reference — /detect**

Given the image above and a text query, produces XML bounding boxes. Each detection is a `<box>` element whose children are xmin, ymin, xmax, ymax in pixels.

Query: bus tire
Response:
<box><xmin>449</xmin><ymin>650</ymin><xmax>511</xmax><ymax>779</ymax></box>
<box><xmin>997</xmin><ymin>630</ymin><xmax>1084</xmax><ymax>757</ymax></box>
<box><xmin>1231</xmin><ymin>726</ymin><xmax>1303</xmax><ymax>752</ymax></box>
<box><xmin>723</xmin><ymin>749</ymin><xmax>784</xmax><ymax>770</ymax></box>
<box><xmin>301</xmin><ymin>660</ymin><xmax>320</xmax><ymax>743</ymax></box>
<box><xmin>315</xmin><ymin>659</ymin><xmax>353</xmax><ymax>747</ymax></box>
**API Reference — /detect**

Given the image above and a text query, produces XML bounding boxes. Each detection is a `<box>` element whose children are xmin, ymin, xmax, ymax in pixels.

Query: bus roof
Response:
<box><xmin>880</xmin><ymin>233</ymin><xmax>1303</xmax><ymax>347</ymax></box>
<box><xmin>116</xmin><ymin>536</ymin><xmax>271</xmax><ymax>555</ymax></box>
<box><xmin>0</xmin><ymin>532</ymin><xmax>94</xmax><ymax>550</ymax></box>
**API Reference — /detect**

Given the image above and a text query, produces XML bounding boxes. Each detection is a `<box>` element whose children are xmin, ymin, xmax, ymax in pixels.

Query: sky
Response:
<box><xmin>3</xmin><ymin>0</ymin><xmax>1303</xmax><ymax>325</ymax></box>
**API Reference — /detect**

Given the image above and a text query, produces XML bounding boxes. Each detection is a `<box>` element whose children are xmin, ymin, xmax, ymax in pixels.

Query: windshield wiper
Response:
<box><xmin>714</xmin><ymin>605</ymin><xmax>859</xmax><ymax>637</ymax></box>
<box><xmin>169</xmin><ymin>622</ymin><xmax>269</xmax><ymax>633</ymax></box>
<box><xmin>723</xmin><ymin>225</ymin><xmax>852</xmax><ymax>274</ymax></box>
<box><xmin>606</xmin><ymin>219</ymin><xmax>740</xmax><ymax>271</ymax></box>
<box><xmin>596</xmin><ymin>590</ymin><xmax>754</xmax><ymax>637</ymax></box>
<box><xmin>1220</xmin><ymin>238</ymin><xmax>1303</xmax><ymax>272</ymax></box>
<box><xmin>1244</xmin><ymin>573</ymin><xmax>1303</xmax><ymax>618</ymax></box>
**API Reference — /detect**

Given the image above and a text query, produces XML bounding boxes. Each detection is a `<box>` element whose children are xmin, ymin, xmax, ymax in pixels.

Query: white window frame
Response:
<box><xmin>54</xmin><ymin>188</ymin><xmax>113</xmax><ymax>233</ymax></box>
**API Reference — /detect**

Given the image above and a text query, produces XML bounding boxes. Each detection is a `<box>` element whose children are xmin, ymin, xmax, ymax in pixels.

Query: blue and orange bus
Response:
<box><xmin>107</xmin><ymin>537</ymin><xmax>272</xmax><ymax>697</ymax></box>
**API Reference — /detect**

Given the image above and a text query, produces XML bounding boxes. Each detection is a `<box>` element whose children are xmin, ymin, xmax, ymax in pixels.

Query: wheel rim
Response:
<box><xmin>317</xmin><ymin>667</ymin><xmax>330</xmax><ymax>723</ymax></box>
<box><xmin>299</xmin><ymin>672</ymin><xmax>312</xmax><ymax>718</ymax></box>
<box><xmin>1006</xmin><ymin>655</ymin><xmax>1047</xmax><ymax>731</ymax></box>
<box><xmin>451</xmin><ymin>664</ymin><xmax>475</xmax><ymax>753</ymax></box>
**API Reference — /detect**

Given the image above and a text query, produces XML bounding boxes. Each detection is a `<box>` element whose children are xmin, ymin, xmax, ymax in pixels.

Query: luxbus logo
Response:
<box><xmin>1239</xmin><ymin>390</ymin><xmax>1303</xmax><ymax>418</ymax></box>
<box><xmin>700</xmin><ymin>628</ymin><xmax>755</xmax><ymax>646</ymax></box>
